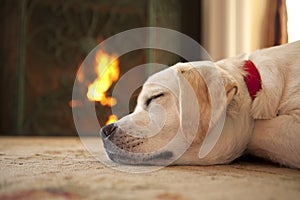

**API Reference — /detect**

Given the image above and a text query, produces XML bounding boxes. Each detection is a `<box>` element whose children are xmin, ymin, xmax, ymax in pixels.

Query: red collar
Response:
<box><xmin>243</xmin><ymin>60</ymin><xmax>262</xmax><ymax>100</ymax></box>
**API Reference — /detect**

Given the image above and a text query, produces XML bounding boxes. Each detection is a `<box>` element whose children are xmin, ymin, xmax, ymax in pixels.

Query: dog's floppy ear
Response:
<box><xmin>175</xmin><ymin>62</ymin><xmax>238</xmax><ymax>159</ymax></box>
<box><xmin>174</xmin><ymin>62</ymin><xmax>238</xmax><ymax>146</ymax></box>
<box><xmin>175</xmin><ymin>65</ymin><xmax>200</xmax><ymax>143</ymax></box>
<box><xmin>195</xmin><ymin>63</ymin><xmax>238</xmax><ymax>159</ymax></box>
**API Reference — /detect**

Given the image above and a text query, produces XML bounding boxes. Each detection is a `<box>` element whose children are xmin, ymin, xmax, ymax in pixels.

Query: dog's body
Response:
<box><xmin>101</xmin><ymin>41</ymin><xmax>300</xmax><ymax>168</ymax></box>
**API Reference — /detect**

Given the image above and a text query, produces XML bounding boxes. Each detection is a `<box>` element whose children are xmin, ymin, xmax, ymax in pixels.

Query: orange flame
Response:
<box><xmin>87</xmin><ymin>50</ymin><xmax>120</xmax><ymax>124</ymax></box>
<box><xmin>105</xmin><ymin>114</ymin><xmax>118</xmax><ymax>125</ymax></box>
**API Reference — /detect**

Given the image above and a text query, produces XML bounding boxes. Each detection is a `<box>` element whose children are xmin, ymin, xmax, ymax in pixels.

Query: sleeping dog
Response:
<box><xmin>101</xmin><ymin>41</ymin><xmax>300</xmax><ymax>169</ymax></box>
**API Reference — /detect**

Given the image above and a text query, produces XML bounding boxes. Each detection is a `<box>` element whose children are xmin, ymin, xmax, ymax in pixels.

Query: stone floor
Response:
<box><xmin>0</xmin><ymin>137</ymin><xmax>299</xmax><ymax>200</ymax></box>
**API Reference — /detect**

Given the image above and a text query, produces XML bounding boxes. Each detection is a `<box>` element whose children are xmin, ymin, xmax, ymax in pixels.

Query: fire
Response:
<box><xmin>105</xmin><ymin>114</ymin><xmax>118</xmax><ymax>125</ymax></box>
<box><xmin>87</xmin><ymin>50</ymin><xmax>120</xmax><ymax>124</ymax></box>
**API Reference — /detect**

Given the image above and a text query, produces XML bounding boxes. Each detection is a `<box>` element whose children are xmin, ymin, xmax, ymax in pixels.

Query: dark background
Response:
<box><xmin>0</xmin><ymin>0</ymin><xmax>202</xmax><ymax>136</ymax></box>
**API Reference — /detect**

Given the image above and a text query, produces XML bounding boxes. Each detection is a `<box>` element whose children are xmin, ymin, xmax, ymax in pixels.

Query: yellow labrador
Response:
<box><xmin>101</xmin><ymin>41</ymin><xmax>300</xmax><ymax>168</ymax></box>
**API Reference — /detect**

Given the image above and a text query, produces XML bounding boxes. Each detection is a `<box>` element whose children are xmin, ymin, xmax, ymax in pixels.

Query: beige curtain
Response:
<box><xmin>201</xmin><ymin>0</ymin><xmax>288</xmax><ymax>61</ymax></box>
<box><xmin>265</xmin><ymin>0</ymin><xmax>288</xmax><ymax>46</ymax></box>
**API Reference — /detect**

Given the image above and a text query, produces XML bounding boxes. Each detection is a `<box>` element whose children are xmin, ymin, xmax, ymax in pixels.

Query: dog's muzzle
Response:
<box><xmin>100</xmin><ymin>122</ymin><xmax>175</xmax><ymax>165</ymax></box>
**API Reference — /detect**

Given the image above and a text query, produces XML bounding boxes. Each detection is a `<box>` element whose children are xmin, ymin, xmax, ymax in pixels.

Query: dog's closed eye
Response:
<box><xmin>145</xmin><ymin>93</ymin><xmax>164</xmax><ymax>107</ymax></box>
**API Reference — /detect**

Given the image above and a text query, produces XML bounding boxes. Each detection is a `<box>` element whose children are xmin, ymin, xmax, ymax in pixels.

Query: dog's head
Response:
<box><xmin>101</xmin><ymin>61</ymin><xmax>239</xmax><ymax>165</ymax></box>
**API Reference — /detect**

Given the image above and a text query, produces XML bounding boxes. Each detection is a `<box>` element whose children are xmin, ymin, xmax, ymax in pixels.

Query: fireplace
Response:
<box><xmin>0</xmin><ymin>0</ymin><xmax>201</xmax><ymax>136</ymax></box>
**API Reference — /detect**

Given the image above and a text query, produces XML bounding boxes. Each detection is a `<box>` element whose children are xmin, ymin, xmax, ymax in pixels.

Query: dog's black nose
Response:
<box><xmin>101</xmin><ymin>123</ymin><xmax>117</xmax><ymax>139</ymax></box>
